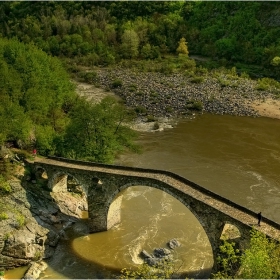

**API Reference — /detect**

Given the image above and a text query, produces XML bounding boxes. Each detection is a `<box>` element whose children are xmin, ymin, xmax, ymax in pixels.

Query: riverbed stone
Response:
<box><xmin>167</xmin><ymin>238</ymin><xmax>181</xmax><ymax>249</ymax></box>
<box><xmin>22</xmin><ymin>261</ymin><xmax>47</xmax><ymax>280</ymax></box>
<box><xmin>153</xmin><ymin>248</ymin><xmax>172</xmax><ymax>258</ymax></box>
<box><xmin>140</xmin><ymin>250</ymin><xmax>153</xmax><ymax>260</ymax></box>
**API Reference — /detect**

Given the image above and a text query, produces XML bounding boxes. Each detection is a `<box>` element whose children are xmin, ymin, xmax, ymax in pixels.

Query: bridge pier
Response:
<box><xmin>32</xmin><ymin>157</ymin><xmax>280</xmax><ymax>277</ymax></box>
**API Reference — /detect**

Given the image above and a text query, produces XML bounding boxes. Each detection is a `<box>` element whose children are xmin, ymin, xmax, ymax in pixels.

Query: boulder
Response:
<box><xmin>140</xmin><ymin>250</ymin><xmax>153</xmax><ymax>260</ymax></box>
<box><xmin>146</xmin><ymin>257</ymin><xmax>161</xmax><ymax>267</ymax></box>
<box><xmin>153</xmin><ymin>248</ymin><xmax>171</xmax><ymax>258</ymax></box>
<box><xmin>22</xmin><ymin>261</ymin><xmax>47</xmax><ymax>280</ymax></box>
<box><xmin>167</xmin><ymin>238</ymin><xmax>181</xmax><ymax>249</ymax></box>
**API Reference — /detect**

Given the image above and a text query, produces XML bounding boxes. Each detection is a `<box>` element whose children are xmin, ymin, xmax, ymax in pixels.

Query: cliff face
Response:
<box><xmin>0</xmin><ymin>161</ymin><xmax>87</xmax><ymax>274</ymax></box>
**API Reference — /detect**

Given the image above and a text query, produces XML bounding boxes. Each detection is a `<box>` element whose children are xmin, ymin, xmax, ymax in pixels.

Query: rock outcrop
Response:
<box><xmin>140</xmin><ymin>243</ymin><xmax>179</xmax><ymax>267</ymax></box>
<box><xmin>0</xmin><ymin>162</ymin><xmax>87</xmax><ymax>277</ymax></box>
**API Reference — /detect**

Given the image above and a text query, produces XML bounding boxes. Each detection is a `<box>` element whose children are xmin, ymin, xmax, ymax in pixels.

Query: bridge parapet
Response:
<box><xmin>32</xmin><ymin>156</ymin><xmax>280</xmax><ymax>273</ymax></box>
<box><xmin>45</xmin><ymin>156</ymin><xmax>280</xmax><ymax>232</ymax></box>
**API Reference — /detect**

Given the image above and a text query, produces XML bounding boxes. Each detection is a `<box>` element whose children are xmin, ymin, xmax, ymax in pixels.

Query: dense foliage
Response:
<box><xmin>0</xmin><ymin>38</ymin><xmax>75</xmax><ymax>151</ymax></box>
<box><xmin>57</xmin><ymin>96</ymin><xmax>139</xmax><ymax>163</ymax></box>
<box><xmin>0</xmin><ymin>2</ymin><xmax>280</xmax><ymax>77</ymax></box>
<box><xmin>0</xmin><ymin>38</ymin><xmax>138</xmax><ymax>162</ymax></box>
<box><xmin>213</xmin><ymin>229</ymin><xmax>280</xmax><ymax>279</ymax></box>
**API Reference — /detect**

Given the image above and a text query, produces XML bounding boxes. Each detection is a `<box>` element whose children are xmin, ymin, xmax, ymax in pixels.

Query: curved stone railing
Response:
<box><xmin>46</xmin><ymin>156</ymin><xmax>280</xmax><ymax>231</ymax></box>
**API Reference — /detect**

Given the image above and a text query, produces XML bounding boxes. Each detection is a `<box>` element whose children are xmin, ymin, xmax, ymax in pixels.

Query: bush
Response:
<box><xmin>119</xmin><ymin>259</ymin><xmax>176</xmax><ymax>279</ymax></box>
<box><xmin>153</xmin><ymin>122</ymin><xmax>160</xmax><ymax>130</ymax></box>
<box><xmin>180</xmin><ymin>57</ymin><xmax>196</xmax><ymax>71</ymax></box>
<box><xmin>185</xmin><ymin>100</ymin><xmax>203</xmax><ymax>111</ymax></box>
<box><xmin>146</xmin><ymin>115</ymin><xmax>157</xmax><ymax>122</ymax></box>
<box><xmin>190</xmin><ymin>76</ymin><xmax>204</xmax><ymax>83</ymax></box>
<box><xmin>0</xmin><ymin>175</ymin><xmax>12</xmax><ymax>194</ymax></box>
<box><xmin>79</xmin><ymin>71</ymin><xmax>98</xmax><ymax>84</ymax></box>
<box><xmin>135</xmin><ymin>106</ymin><xmax>147</xmax><ymax>115</ymax></box>
<box><xmin>128</xmin><ymin>84</ymin><xmax>137</xmax><ymax>92</ymax></box>
<box><xmin>159</xmin><ymin>61</ymin><xmax>176</xmax><ymax>74</ymax></box>
<box><xmin>15</xmin><ymin>214</ymin><xmax>26</xmax><ymax>229</ymax></box>
<box><xmin>111</xmin><ymin>79</ymin><xmax>123</xmax><ymax>88</ymax></box>
<box><xmin>0</xmin><ymin>212</ymin><xmax>8</xmax><ymax>220</ymax></box>
<box><xmin>256</xmin><ymin>77</ymin><xmax>280</xmax><ymax>92</ymax></box>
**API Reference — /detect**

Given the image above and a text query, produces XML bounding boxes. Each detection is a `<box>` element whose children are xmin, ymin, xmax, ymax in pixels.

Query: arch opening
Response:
<box><xmin>220</xmin><ymin>223</ymin><xmax>241</xmax><ymax>242</ymax></box>
<box><xmin>34</xmin><ymin>166</ymin><xmax>48</xmax><ymax>188</ymax></box>
<box><xmin>105</xmin><ymin>185</ymin><xmax>213</xmax><ymax>278</ymax></box>
<box><xmin>51</xmin><ymin>172</ymin><xmax>88</xmax><ymax>219</ymax></box>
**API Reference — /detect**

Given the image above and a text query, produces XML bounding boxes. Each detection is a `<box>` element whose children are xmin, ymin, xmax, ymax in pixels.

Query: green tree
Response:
<box><xmin>271</xmin><ymin>56</ymin><xmax>280</xmax><ymax>67</ymax></box>
<box><xmin>176</xmin><ymin>37</ymin><xmax>189</xmax><ymax>56</ymax></box>
<box><xmin>239</xmin><ymin>229</ymin><xmax>280</xmax><ymax>279</ymax></box>
<box><xmin>0</xmin><ymin>38</ymin><xmax>75</xmax><ymax>152</ymax></box>
<box><xmin>212</xmin><ymin>240</ymin><xmax>240</xmax><ymax>279</ymax></box>
<box><xmin>121</xmin><ymin>29</ymin><xmax>139</xmax><ymax>59</ymax></box>
<box><xmin>213</xmin><ymin>229</ymin><xmax>280</xmax><ymax>279</ymax></box>
<box><xmin>61</xmin><ymin>96</ymin><xmax>139</xmax><ymax>163</ymax></box>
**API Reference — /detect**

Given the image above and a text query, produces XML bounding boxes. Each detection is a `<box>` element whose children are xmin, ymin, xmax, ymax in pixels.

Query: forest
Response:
<box><xmin>0</xmin><ymin>2</ymin><xmax>280</xmax><ymax>76</ymax></box>
<box><xmin>0</xmin><ymin>1</ymin><xmax>280</xmax><ymax>162</ymax></box>
<box><xmin>1</xmin><ymin>2</ymin><xmax>280</xmax><ymax>279</ymax></box>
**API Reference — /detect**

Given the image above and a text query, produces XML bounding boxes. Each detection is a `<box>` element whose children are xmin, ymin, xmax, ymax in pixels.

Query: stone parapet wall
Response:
<box><xmin>46</xmin><ymin>156</ymin><xmax>280</xmax><ymax>231</ymax></box>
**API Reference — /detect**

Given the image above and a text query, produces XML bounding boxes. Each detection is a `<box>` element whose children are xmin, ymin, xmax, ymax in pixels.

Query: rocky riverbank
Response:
<box><xmin>0</xmin><ymin>156</ymin><xmax>88</xmax><ymax>279</ymax></box>
<box><xmin>75</xmin><ymin>66</ymin><xmax>280</xmax><ymax>131</ymax></box>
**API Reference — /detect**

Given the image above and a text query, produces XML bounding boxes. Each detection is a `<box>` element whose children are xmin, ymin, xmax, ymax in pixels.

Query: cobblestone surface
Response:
<box><xmin>35</xmin><ymin>157</ymin><xmax>280</xmax><ymax>241</ymax></box>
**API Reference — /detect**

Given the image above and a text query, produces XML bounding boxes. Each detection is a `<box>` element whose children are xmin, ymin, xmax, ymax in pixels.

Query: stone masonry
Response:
<box><xmin>33</xmin><ymin>156</ymin><xmax>280</xmax><ymax>273</ymax></box>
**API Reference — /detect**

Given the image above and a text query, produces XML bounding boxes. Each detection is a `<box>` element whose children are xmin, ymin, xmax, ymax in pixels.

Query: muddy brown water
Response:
<box><xmin>6</xmin><ymin>113</ymin><xmax>280</xmax><ymax>279</ymax></box>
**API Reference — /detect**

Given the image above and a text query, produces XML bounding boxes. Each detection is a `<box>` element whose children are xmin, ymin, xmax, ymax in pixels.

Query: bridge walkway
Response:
<box><xmin>35</xmin><ymin>157</ymin><xmax>280</xmax><ymax>241</ymax></box>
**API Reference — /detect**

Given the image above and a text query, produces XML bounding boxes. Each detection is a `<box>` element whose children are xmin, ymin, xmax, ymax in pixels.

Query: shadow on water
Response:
<box><xmin>21</xmin><ymin>164</ymin><xmax>213</xmax><ymax>279</ymax></box>
<box><xmin>41</xmin><ymin>223</ymin><xmax>212</xmax><ymax>279</ymax></box>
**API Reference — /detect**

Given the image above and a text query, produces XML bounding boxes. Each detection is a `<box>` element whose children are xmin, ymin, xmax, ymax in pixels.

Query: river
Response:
<box><xmin>6</xmin><ymin>113</ymin><xmax>280</xmax><ymax>279</ymax></box>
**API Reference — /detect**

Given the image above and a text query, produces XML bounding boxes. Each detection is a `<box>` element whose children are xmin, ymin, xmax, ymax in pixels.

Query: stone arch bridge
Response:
<box><xmin>33</xmin><ymin>156</ymin><xmax>280</xmax><ymax>270</ymax></box>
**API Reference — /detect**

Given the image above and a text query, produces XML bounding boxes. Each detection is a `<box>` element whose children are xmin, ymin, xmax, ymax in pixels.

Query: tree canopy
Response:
<box><xmin>0</xmin><ymin>38</ymin><xmax>139</xmax><ymax>162</ymax></box>
<box><xmin>0</xmin><ymin>2</ymin><xmax>279</xmax><ymax>77</ymax></box>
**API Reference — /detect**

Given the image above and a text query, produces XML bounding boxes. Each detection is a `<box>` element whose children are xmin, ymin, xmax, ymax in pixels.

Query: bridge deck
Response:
<box><xmin>35</xmin><ymin>157</ymin><xmax>280</xmax><ymax>241</ymax></box>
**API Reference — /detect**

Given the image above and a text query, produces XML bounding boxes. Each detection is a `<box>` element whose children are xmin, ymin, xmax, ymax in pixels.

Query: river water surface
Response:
<box><xmin>6</xmin><ymin>113</ymin><xmax>280</xmax><ymax>279</ymax></box>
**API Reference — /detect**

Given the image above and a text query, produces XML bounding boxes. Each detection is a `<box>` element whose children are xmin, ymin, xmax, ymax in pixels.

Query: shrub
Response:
<box><xmin>190</xmin><ymin>76</ymin><xmax>204</xmax><ymax>83</ymax></box>
<box><xmin>146</xmin><ymin>115</ymin><xmax>157</xmax><ymax>122</ymax></box>
<box><xmin>79</xmin><ymin>71</ymin><xmax>98</xmax><ymax>83</ymax></box>
<box><xmin>166</xmin><ymin>106</ymin><xmax>174</xmax><ymax>113</ymax></box>
<box><xmin>0</xmin><ymin>175</ymin><xmax>12</xmax><ymax>194</ymax></box>
<box><xmin>218</xmin><ymin>77</ymin><xmax>230</xmax><ymax>87</ymax></box>
<box><xmin>15</xmin><ymin>149</ymin><xmax>32</xmax><ymax>160</ymax></box>
<box><xmin>135</xmin><ymin>106</ymin><xmax>147</xmax><ymax>115</ymax></box>
<box><xmin>159</xmin><ymin>62</ymin><xmax>176</xmax><ymax>74</ymax></box>
<box><xmin>15</xmin><ymin>214</ymin><xmax>26</xmax><ymax>229</ymax></box>
<box><xmin>33</xmin><ymin>250</ymin><xmax>43</xmax><ymax>261</ymax></box>
<box><xmin>180</xmin><ymin>57</ymin><xmax>196</xmax><ymax>71</ymax></box>
<box><xmin>119</xmin><ymin>259</ymin><xmax>176</xmax><ymax>279</ymax></box>
<box><xmin>0</xmin><ymin>212</ymin><xmax>8</xmax><ymax>220</ymax></box>
<box><xmin>256</xmin><ymin>77</ymin><xmax>280</xmax><ymax>92</ymax></box>
<box><xmin>153</xmin><ymin>122</ymin><xmax>160</xmax><ymax>130</ymax></box>
<box><xmin>128</xmin><ymin>84</ymin><xmax>137</xmax><ymax>92</ymax></box>
<box><xmin>185</xmin><ymin>100</ymin><xmax>203</xmax><ymax>111</ymax></box>
<box><xmin>111</xmin><ymin>79</ymin><xmax>123</xmax><ymax>88</ymax></box>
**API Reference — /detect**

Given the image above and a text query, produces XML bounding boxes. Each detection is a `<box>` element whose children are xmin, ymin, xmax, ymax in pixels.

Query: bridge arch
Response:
<box><xmin>105</xmin><ymin>180</ymin><xmax>234</xmax><ymax>267</ymax></box>
<box><xmin>32</xmin><ymin>157</ymin><xmax>280</xmax><ymax>274</ymax></box>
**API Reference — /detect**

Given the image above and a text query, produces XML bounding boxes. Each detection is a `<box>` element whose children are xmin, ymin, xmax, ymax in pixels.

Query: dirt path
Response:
<box><xmin>73</xmin><ymin>81</ymin><xmax>116</xmax><ymax>103</ymax></box>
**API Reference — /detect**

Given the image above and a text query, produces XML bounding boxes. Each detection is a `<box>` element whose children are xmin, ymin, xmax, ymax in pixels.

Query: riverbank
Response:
<box><xmin>75</xmin><ymin>66</ymin><xmax>280</xmax><ymax>132</ymax></box>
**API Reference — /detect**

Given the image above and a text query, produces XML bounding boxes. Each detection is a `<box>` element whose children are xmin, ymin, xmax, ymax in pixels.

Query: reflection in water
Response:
<box><xmin>41</xmin><ymin>186</ymin><xmax>213</xmax><ymax>279</ymax></box>
<box><xmin>7</xmin><ymin>113</ymin><xmax>280</xmax><ymax>279</ymax></box>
